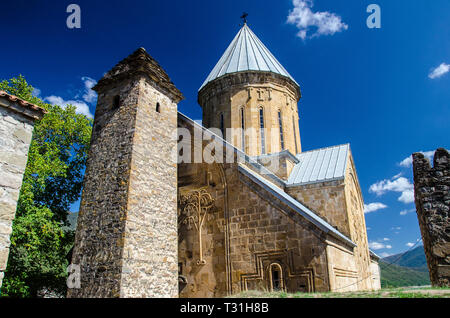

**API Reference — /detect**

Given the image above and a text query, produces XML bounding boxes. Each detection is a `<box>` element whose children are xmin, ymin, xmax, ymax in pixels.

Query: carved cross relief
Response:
<box><xmin>179</xmin><ymin>188</ymin><xmax>215</xmax><ymax>265</ymax></box>
<box><xmin>257</xmin><ymin>89</ymin><xmax>264</xmax><ymax>101</ymax></box>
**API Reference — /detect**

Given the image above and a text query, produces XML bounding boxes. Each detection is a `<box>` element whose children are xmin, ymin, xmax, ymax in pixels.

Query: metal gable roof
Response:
<box><xmin>287</xmin><ymin>144</ymin><xmax>350</xmax><ymax>186</ymax></box>
<box><xmin>199</xmin><ymin>23</ymin><xmax>299</xmax><ymax>91</ymax></box>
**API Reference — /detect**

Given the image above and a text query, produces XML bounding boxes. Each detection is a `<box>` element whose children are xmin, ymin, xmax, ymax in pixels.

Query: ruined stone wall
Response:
<box><xmin>413</xmin><ymin>148</ymin><xmax>450</xmax><ymax>287</ymax></box>
<box><xmin>0</xmin><ymin>107</ymin><xmax>35</xmax><ymax>288</ymax></box>
<box><xmin>198</xmin><ymin>72</ymin><xmax>302</xmax><ymax>156</ymax></box>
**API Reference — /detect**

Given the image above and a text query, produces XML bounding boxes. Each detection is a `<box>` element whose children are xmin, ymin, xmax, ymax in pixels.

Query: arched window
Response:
<box><xmin>156</xmin><ymin>102</ymin><xmax>160</xmax><ymax>113</ymax></box>
<box><xmin>240</xmin><ymin>107</ymin><xmax>245</xmax><ymax>151</ymax></box>
<box><xmin>269</xmin><ymin>263</ymin><xmax>284</xmax><ymax>291</ymax></box>
<box><xmin>259</xmin><ymin>107</ymin><xmax>265</xmax><ymax>154</ymax></box>
<box><xmin>278</xmin><ymin>111</ymin><xmax>284</xmax><ymax>151</ymax></box>
<box><xmin>293</xmin><ymin>116</ymin><xmax>298</xmax><ymax>154</ymax></box>
<box><xmin>219</xmin><ymin>113</ymin><xmax>224</xmax><ymax>139</ymax></box>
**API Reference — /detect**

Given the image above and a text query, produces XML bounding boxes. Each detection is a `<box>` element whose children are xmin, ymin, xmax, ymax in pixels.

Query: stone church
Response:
<box><xmin>68</xmin><ymin>23</ymin><xmax>381</xmax><ymax>298</ymax></box>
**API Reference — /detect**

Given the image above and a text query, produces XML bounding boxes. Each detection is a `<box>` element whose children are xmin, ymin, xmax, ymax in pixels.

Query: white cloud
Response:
<box><xmin>366</xmin><ymin>227</ymin><xmax>371</xmax><ymax>231</ymax></box>
<box><xmin>368</xmin><ymin>242</ymin><xmax>385</xmax><ymax>250</ymax></box>
<box><xmin>369</xmin><ymin>241</ymin><xmax>392</xmax><ymax>250</ymax></box>
<box><xmin>43</xmin><ymin>76</ymin><xmax>96</xmax><ymax>118</ymax></box>
<box><xmin>400</xmin><ymin>208</ymin><xmax>415</xmax><ymax>216</ymax></box>
<box><xmin>398</xmin><ymin>189</ymin><xmax>414</xmax><ymax>204</ymax></box>
<box><xmin>383</xmin><ymin>238</ymin><xmax>390</xmax><ymax>241</ymax></box>
<box><xmin>32</xmin><ymin>87</ymin><xmax>41</xmax><ymax>98</ymax></box>
<box><xmin>391</xmin><ymin>226</ymin><xmax>401</xmax><ymax>231</ymax></box>
<box><xmin>380</xmin><ymin>252</ymin><xmax>392</xmax><ymax>258</ymax></box>
<box><xmin>369</xmin><ymin>175</ymin><xmax>414</xmax><ymax>204</ymax></box>
<box><xmin>399</xmin><ymin>151</ymin><xmax>435</xmax><ymax>168</ymax></box>
<box><xmin>287</xmin><ymin>0</ymin><xmax>348</xmax><ymax>40</ymax></box>
<box><xmin>429</xmin><ymin>63</ymin><xmax>450</xmax><ymax>79</ymax></box>
<box><xmin>406</xmin><ymin>242</ymin><xmax>415</xmax><ymax>247</ymax></box>
<box><xmin>364</xmin><ymin>202</ymin><xmax>387</xmax><ymax>214</ymax></box>
<box><xmin>45</xmin><ymin>95</ymin><xmax>93</xmax><ymax>118</ymax></box>
<box><xmin>81</xmin><ymin>76</ymin><xmax>97</xmax><ymax>103</ymax></box>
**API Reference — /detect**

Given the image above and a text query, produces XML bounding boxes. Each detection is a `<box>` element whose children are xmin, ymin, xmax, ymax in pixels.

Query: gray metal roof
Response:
<box><xmin>238</xmin><ymin>164</ymin><xmax>355</xmax><ymax>247</ymax></box>
<box><xmin>199</xmin><ymin>23</ymin><xmax>298</xmax><ymax>91</ymax></box>
<box><xmin>287</xmin><ymin>144</ymin><xmax>350</xmax><ymax>186</ymax></box>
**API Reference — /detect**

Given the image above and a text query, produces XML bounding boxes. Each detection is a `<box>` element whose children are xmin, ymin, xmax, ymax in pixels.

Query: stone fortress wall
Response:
<box><xmin>413</xmin><ymin>148</ymin><xmax>450</xmax><ymax>287</ymax></box>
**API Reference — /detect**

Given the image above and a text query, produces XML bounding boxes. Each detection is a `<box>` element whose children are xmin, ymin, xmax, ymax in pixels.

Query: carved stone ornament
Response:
<box><xmin>179</xmin><ymin>189</ymin><xmax>215</xmax><ymax>265</ymax></box>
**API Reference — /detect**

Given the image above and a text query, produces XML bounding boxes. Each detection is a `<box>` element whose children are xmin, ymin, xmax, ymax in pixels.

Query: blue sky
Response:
<box><xmin>1</xmin><ymin>0</ymin><xmax>449</xmax><ymax>257</ymax></box>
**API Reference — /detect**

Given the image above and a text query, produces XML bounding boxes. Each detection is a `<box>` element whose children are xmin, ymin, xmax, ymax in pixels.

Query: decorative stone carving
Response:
<box><xmin>179</xmin><ymin>189</ymin><xmax>215</xmax><ymax>265</ymax></box>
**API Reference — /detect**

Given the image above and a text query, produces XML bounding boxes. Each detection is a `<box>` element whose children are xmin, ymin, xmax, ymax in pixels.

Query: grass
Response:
<box><xmin>230</xmin><ymin>287</ymin><xmax>450</xmax><ymax>298</ymax></box>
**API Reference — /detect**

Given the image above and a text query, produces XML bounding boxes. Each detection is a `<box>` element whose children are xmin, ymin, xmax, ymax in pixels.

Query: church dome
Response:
<box><xmin>199</xmin><ymin>23</ymin><xmax>299</xmax><ymax>92</ymax></box>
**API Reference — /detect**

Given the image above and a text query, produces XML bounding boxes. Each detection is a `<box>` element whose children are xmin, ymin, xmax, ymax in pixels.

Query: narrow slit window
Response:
<box><xmin>259</xmin><ymin>108</ymin><xmax>266</xmax><ymax>154</ymax></box>
<box><xmin>156</xmin><ymin>102</ymin><xmax>160</xmax><ymax>113</ymax></box>
<box><xmin>113</xmin><ymin>95</ymin><xmax>120</xmax><ymax>109</ymax></box>
<box><xmin>278</xmin><ymin>111</ymin><xmax>284</xmax><ymax>151</ymax></box>
<box><xmin>293</xmin><ymin>116</ymin><xmax>298</xmax><ymax>154</ymax></box>
<box><xmin>220</xmin><ymin>113</ymin><xmax>224</xmax><ymax>139</ymax></box>
<box><xmin>240</xmin><ymin>108</ymin><xmax>245</xmax><ymax>151</ymax></box>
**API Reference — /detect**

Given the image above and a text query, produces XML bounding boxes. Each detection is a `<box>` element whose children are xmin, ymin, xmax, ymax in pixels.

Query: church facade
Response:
<box><xmin>68</xmin><ymin>23</ymin><xmax>380</xmax><ymax>298</ymax></box>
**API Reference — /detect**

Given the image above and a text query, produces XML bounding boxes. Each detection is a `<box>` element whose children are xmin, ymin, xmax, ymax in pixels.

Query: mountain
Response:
<box><xmin>382</xmin><ymin>245</ymin><xmax>428</xmax><ymax>271</ymax></box>
<box><xmin>65</xmin><ymin>212</ymin><xmax>78</xmax><ymax>231</ymax></box>
<box><xmin>379</xmin><ymin>245</ymin><xmax>430</xmax><ymax>287</ymax></box>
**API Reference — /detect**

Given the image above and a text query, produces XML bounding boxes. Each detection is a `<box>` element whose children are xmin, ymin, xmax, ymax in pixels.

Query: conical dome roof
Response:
<box><xmin>199</xmin><ymin>24</ymin><xmax>299</xmax><ymax>91</ymax></box>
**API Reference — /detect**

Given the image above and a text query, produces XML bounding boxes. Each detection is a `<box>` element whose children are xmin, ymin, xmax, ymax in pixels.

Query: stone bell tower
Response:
<box><xmin>198</xmin><ymin>23</ymin><xmax>302</xmax><ymax>157</ymax></box>
<box><xmin>68</xmin><ymin>48</ymin><xmax>183</xmax><ymax>298</ymax></box>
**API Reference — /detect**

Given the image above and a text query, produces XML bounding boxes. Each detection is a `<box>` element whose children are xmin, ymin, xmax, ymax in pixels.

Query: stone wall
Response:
<box><xmin>286</xmin><ymin>152</ymin><xmax>376</xmax><ymax>290</ymax></box>
<box><xmin>343</xmin><ymin>155</ymin><xmax>373</xmax><ymax>290</ymax></box>
<box><xmin>0</xmin><ymin>99</ymin><xmax>43</xmax><ymax>289</ymax></box>
<box><xmin>177</xmin><ymin>117</ymin><xmax>362</xmax><ymax>296</ymax></box>
<box><xmin>325</xmin><ymin>242</ymin><xmax>359</xmax><ymax>292</ymax></box>
<box><xmin>228</xmin><ymin>166</ymin><xmax>331</xmax><ymax>293</ymax></box>
<box><xmin>286</xmin><ymin>180</ymin><xmax>350</xmax><ymax>238</ymax></box>
<box><xmin>413</xmin><ymin>148</ymin><xmax>450</xmax><ymax>287</ymax></box>
<box><xmin>370</xmin><ymin>257</ymin><xmax>381</xmax><ymax>290</ymax></box>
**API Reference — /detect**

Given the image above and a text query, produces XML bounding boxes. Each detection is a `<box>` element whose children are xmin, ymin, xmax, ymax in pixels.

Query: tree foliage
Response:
<box><xmin>0</xmin><ymin>75</ymin><xmax>92</xmax><ymax>297</ymax></box>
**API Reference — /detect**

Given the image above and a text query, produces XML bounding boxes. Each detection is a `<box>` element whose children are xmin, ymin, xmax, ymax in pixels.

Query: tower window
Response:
<box><xmin>293</xmin><ymin>116</ymin><xmax>298</xmax><ymax>154</ymax></box>
<box><xmin>220</xmin><ymin>113</ymin><xmax>224</xmax><ymax>139</ymax></box>
<box><xmin>240</xmin><ymin>107</ymin><xmax>245</xmax><ymax>151</ymax></box>
<box><xmin>156</xmin><ymin>102</ymin><xmax>161</xmax><ymax>113</ymax></box>
<box><xmin>278</xmin><ymin>111</ymin><xmax>284</xmax><ymax>151</ymax></box>
<box><xmin>113</xmin><ymin>95</ymin><xmax>120</xmax><ymax>110</ymax></box>
<box><xmin>259</xmin><ymin>107</ymin><xmax>265</xmax><ymax>154</ymax></box>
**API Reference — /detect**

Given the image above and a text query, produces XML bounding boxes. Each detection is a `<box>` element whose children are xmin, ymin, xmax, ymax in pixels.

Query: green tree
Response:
<box><xmin>0</xmin><ymin>75</ymin><xmax>92</xmax><ymax>297</ymax></box>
